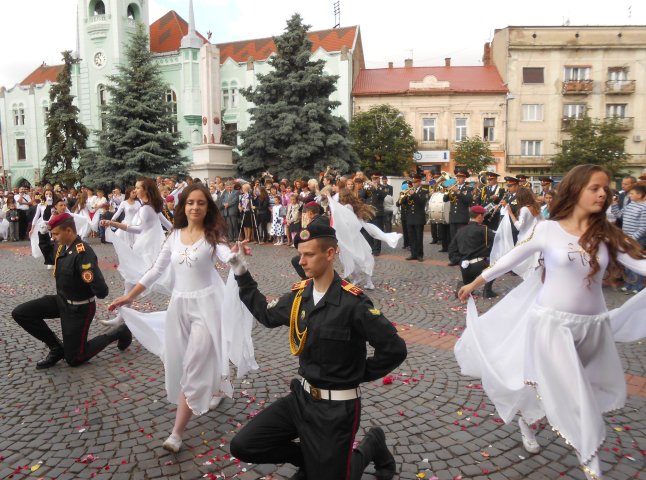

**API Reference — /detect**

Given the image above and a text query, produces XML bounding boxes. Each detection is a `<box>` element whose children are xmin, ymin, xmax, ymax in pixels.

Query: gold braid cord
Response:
<box><xmin>289</xmin><ymin>290</ymin><xmax>307</xmax><ymax>356</ymax></box>
<box><xmin>53</xmin><ymin>244</ymin><xmax>64</xmax><ymax>276</ymax></box>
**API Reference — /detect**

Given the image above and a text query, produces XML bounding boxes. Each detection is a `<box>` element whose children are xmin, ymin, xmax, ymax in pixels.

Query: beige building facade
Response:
<box><xmin>490</xmin><ymin>25</ymin><xmax>646</xmax><ymax>176</ymax></box>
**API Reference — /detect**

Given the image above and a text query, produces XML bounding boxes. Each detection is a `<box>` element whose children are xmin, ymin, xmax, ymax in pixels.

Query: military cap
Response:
<box><xmin>538</xmin><ymin>176</ymin><xmax>553</xmax><ymax>183</ymax></box>
<box><xmin>455</xmin><ymin>168</ymin><xmax>469</xmax><ymax>177</ymax></box>
<box><xmin>486</xmin><ymin>172</ymin><xmax>500</xmax><ymax>178</ymax></box>
<box><xmin>504</xmin><ymin>176</ymin><xmax>519</xmax><ymax>184</ymax></box>
<box><xmin>516</xmin><ymin>174</ymin><xmax>529</xmax><ymax>180</ymax></box>
<box><xmin>48</xmin><ymin>212</ymin><xmax>74</xmax><ymax>229</ymax></box>
<box><xmin>412</xmin><ymin>174</ymin><xmax>423</xmax><ymax>181</ymax></box>
<box><xmin>470</xmin><ymin>205</ymin><xmax>487</xmax><ymax>214</ymax></box>
<box><xmin>371</xmin><ymin>171</ymin><xmax>382</xmax><ymax>179</ymax></box>
<box><xmin>165</xmin><ymin>195</ymin><xmax>175</xmax><ymax>203</ymax></box>
<box><xmin>294</xmin><ymin>223</ymin><xmax>337</xmax><ymax>247</ymax></box>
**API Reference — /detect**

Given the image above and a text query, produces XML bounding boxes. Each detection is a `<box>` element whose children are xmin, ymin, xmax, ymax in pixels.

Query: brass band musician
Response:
<box><xmin>516</xmin><ymin>174</ymin><xmax>531</xmax><ymax>189</ymax></box>
<box><xmin>444</xmin><ymin>168</ymin><xmax>473</xmax><ymax>260</ymax></box>
<box><xmin>477</xmin><ymin>172</ymin><xmax>505</xmax><ymax>230</ymax></box>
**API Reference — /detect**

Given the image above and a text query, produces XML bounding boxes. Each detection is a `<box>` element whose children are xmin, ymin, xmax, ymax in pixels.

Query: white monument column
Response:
<box><xmin>189</xmin><ymin>43</ymin><xmax>234</xmax><ymax>181</ymax></box>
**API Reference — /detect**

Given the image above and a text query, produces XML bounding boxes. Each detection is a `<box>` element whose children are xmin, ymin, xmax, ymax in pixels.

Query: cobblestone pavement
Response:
<box><xmin>0</xmin><ymin>232</ymin><xmax>644</xmax><ymax>480</ymax></box>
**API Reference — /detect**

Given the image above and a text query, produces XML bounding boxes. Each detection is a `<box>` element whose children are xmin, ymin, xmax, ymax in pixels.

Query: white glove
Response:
<box><xmin>38</xmin><ymin>222</ymin><xmax>49</xmax><ymax>235</ymax></box>
<box><xmin>460</xmin><ymin>260</ymin><xmax>470</xmax><ymax>269</ymax></box>
<box><xmin>226</xmin><ymin>247</ymin><xmax>248</xmax><ymax>276</ymax></box>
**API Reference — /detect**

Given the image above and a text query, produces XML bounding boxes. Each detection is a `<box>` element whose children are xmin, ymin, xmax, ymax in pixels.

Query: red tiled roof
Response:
<box><xmin>149</xmin><ymin>10</ymin><xmax>208</xmax><ymax>53</ymax></box>
<box><xmin>216</xmin><ymin>26</ymin><xmax>358</xmax><ymax>64</ymax></box>
<box><xmin>352</xmin><ymin>66</ymin><xmax>507</xmax><ymax>96</ymax></box>
<box><xmin>20</xmin><ymin>63</ymin><xmax>64</xmax><ymax>86</ymax></box>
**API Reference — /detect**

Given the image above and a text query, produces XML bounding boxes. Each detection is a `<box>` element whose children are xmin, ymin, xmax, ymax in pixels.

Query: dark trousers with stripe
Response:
<box><xmin>12</xmin><ymin>294</ymin><xmax>112</xmax><ymax>366</ymax></box>
<box><xmin>231</xmin><ymin>379</ymin><xmax>373</xmax><ymax>480</ymax></box>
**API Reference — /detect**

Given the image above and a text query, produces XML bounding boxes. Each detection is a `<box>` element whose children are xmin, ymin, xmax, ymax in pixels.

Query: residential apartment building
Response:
<box><xmin>489</xmin><ymin>25</ymin><xmax>646</xmax><ymax>176</ymax></box>
<box><xmin>352</xmin><ymin>59</ymin><xmax>508</xmax><ymax>175</ymax></box>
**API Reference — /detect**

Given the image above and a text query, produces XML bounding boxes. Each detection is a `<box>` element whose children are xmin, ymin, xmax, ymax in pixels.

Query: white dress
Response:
<box><xmin>490</xmin><ymin>206</ymin><xmax>541</xmax><ymax>279</ymax></box>
<box><xmin>112</xmin><ymin>200</ymin><xmax>141</xmax><ymax>247</ymax></box>
<box><xmin>454</xmin><ymin>220</ymin><xmax>646</xmax><ymax>474</ymax></box>
<box><xmin>271</xmin><ymin>204</ymin><xmax>284</xmax><ymax>236</ymax></box>
<box><xmin>74</xmin><ymin>206</ymin><xmax>92</xmax><ymax>240</ymax></box>
<box><xmin>119</xmin><ymin>231</ymin><xmax>258</xmax><ymax>415</ymax></box>
<box><xmin>30</xmin><ymin>205</ymin><xmax>89</xmax><ymax>258</ymax></box>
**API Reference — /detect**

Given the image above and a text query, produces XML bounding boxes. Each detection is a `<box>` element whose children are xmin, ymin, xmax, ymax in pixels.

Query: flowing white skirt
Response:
<box><xmin>490</xmin><ymin>215</ymin><xmax>540</xmax><ymax>279</ymax></box>
<box><xmin>30</xmin><ymin>215</ymin><xmax>90</xmax><ymax>259</ymax></box>
<box><xmin>0</xmin><ymin>218</ymin><xmax>8</xmax><ymax>240</ymax></box>
<box><xmin>328</xmin><ymin>197</ymin><xmax>374</xmax><ymax>278</ymax></box>
<box><xmin>120</xmin><ymin>274</ymin><xmax>258</xmax><ymax>415</ymax></box>
<box><xmin>455</xmin><ymin>269</ymin><xmax>645</xmax><ymax>468</ymax></box>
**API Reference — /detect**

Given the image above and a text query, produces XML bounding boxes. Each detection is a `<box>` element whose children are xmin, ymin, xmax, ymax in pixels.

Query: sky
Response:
<box><xmin>0</xmin><ymin>0</ymin><xmax>643</xmax><ymax>88</ymax></box>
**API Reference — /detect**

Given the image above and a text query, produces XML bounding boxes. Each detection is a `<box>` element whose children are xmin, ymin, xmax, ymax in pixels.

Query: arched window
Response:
<box><xmin>127</xmin><ymin>3</ymin><xmax>139</xmax><ymax>21</ymax></box>
<box><xmin>92</xmin><ymin>0</ymin><xmax>106</xmax><ymax>16</ymax></box>
<box><xmin>222</xmin><ymin>82</ymin><xmax>229</xmax><ymax>109</ymax></box>
<box><xmin>165</xmin><ymin>90</ymin><xmax>178</xmax><ymax>133</ymax></box>
<box><xmin>230</xmin><ymin>81</ymin><xmax>239</xmax><ymax>108</ymax></box>
<box><xmin>98</xmin><ymin>84</ymin><xmax>107</xmax><ymax>130</ymax></box>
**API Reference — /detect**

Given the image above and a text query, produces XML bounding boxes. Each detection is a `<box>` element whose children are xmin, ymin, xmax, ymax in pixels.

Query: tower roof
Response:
<box><xmin>150</xmin><ymin>10</ymin><xmax>209</xmax><ymax>53</ymax></box>
<box><xmin>20</xmin><ymin>63</ymin><xmax>64</xmax><ymax>86</ymax></box>
<box><xmin>216</xmin><ymin>25</ymin><xmax>359</xmax><ymax>63</ymax></box>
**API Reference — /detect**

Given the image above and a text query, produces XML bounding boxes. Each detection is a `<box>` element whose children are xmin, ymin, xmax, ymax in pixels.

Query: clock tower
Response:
<box><xmin>74</xmin><ymin>0</ymin><xmax>149</xmax><ymax>136</ymax></box>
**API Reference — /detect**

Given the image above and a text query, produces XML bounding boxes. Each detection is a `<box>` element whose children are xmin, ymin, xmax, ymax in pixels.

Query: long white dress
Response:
<box><xmin>490</xmin><ymin>206</ymin><xmax>541</xmax><ymax>278</ymax></box>
<box><xmin>30</xmin><ymin>205</ymin><xmax>89</xmax><ymax>259</ymax></box>
<box><xmin>119</xmin><ymin>231</ymin><xmax>257</xmax><ymax>415</ymax></box>
<box><xmin>111</xmin><ymin>200</ymin><xmax>141</xmax><ymax>247</ymax></box>
<box><xmin>73</xmin><ymin>206</ymin><xmax>92</xmax><ymax>240</ymax></box>
<box><xmin>454</xmin><ymin>220</ymin><xmax>646</xmax><ymax>476</ymax></box>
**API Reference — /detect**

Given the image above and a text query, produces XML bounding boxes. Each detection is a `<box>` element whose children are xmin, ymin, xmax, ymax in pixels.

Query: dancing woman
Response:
<box><xmin>455</xmin><ymin>165</ymin><xmax>646</xmax><ymax>479</ymax></box>
<box><xmin>110</xmin><ymin>186</ymin><xmax>141</xmax><ymax>247</ymax></box>
<box><xmin>108</xmin><ymin>184</ymin><xmax>256</xmax><ymax>452</ymax></box>
<box><xmin>73</xmin><ymin>192</ymin><xmax>92</xmax><ymax>240</ymax></box>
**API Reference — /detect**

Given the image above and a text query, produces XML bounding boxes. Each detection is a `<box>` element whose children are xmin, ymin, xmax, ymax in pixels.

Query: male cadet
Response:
<box><xmin>396</xmin><ymin>180</ymin><xmax>412</xmax><ymax>250</ymax></box>
<box><xmin>228</xmin><ymin>223</ymin><xmax>407</xmax><ymax>480</ymax></box>
<box><xmin>12</xmin><ymin>213</ymin><xmax>131</xmax><ymax>369</ymax></box>
<box><xmin>448</xmin><ymin>205</ymin><xmax>497</xmax><ymax>298</ymax></box>
<box><xmin>516</xmin><ymin>173</ymin><xmax>531</xmax><ymax>189</ymax></box>
<box><xmin>404</xmin><ymin>174</ymin><xmax>429</xmax><ymax>262</ymax></box>
<box><xmin>360</xmin><ymin>172</ymin><xmax>388</xmax><ymax>256</ymax></box>
<box><xmin>477</xmin><ymin>172</ymin><xmax>505</xmax><ymax>230</ymax></box>
<box><xmin>291</xmin><ymin>201</ymin><xmax>330</xmax><ymax>279</ymax></box>
<box><xmin>444</xmin><ymin>168</ymin><xmax>473</xmax><ymax>263</ymax></box>
<box><xmin>500</xmin><ymin>176</ymin><xmax>521</xmax><ymax>243</ymax></box>
<box><xmin>536</xmin><ymin>176</ymin><xmax>554</xmax><ymax>205</ymax></box>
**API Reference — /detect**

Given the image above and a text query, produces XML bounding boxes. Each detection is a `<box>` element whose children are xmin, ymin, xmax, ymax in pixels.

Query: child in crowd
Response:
<box><xmin>285</xmin><ymin>193</ymin><xmax>301</xmax><ymax>247</ymax></box>
<box><xmin>612</xmin><ymin>182</ymin><xmax>646</xmax><ymax>293</ymax></box>
<box><xmin>271</xmin><ymin>195</ymin><xmax>285</xmax><ymax>245</ymax></box>
<box><xmin>7</xmin><ymin>199</ymin><xmax>20</xmax><ymax>241</ymax></box>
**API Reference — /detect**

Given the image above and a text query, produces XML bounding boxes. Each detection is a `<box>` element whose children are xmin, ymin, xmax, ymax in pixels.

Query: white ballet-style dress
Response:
<box><xmin>30</xmin><ymin>205</ymin><xmax>89</xmax><ymax>258</ymax></box>
<box><xmin>490</xmin><ymin>206</ymin><xmax>541</xmax><ymax>279</ymax></box>
<box><xmin>454</xmin><ymin>220</ymin><xmax>646</xmax><ymax>477</ymax></box>
<box><xmin>119</xmin><ymin>231</ymin><xmax>257</xmax><ymax>415</ymax></box>
<box><xmin>74</xmin><ymin>206</ymin><xmax>92</xmax><ymax>240</ymax></box>
<box><xmin>111</xmin><ymin>200</ymin><xmax>141</xmax><ymax>247</ymax></box>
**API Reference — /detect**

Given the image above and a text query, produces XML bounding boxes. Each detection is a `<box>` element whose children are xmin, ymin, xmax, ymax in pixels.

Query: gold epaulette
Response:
<box><xmin>341</xmin><ymin>279</ymin><xmax>363</xmax><ymax>296</ymax></box>
<box><xmin>75</xmin><ymin>243</ymin><xmax>86</xmax><ymax>253</ymax></box>
<box><xmin>291</xmin><ymin>279</ymin><xmax>311</xmax><ymax>291</ymax></box>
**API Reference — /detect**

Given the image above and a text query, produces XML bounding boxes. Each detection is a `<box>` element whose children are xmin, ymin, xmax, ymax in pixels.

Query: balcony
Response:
<box><xmin>561</xmin><ymin>80</ymin><xmax>593</xmax><ymax>95</ymax></box>
<box><xmin>506</xmin><ymin>155</ymin><xmax>552</xmax><ymax>168</ymax></box>
<box><xmin>605</xmin><ymin>80</ymin><xmax>636</xmax><ymax>94</ymax></box>
<box><xmin>605</xmin><ymin>116</ymin><xmax>634</xmax><ymax>131</ymax></box>
<box><xmin>417</xmin><ymin>139</ymin><xmax>448</xmax><ymax>150</ymax></box>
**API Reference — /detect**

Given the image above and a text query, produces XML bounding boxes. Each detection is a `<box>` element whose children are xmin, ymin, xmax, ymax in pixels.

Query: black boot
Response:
<box><xmin>288</xmin><ymin>468</ymin><xmax>306</xmax><ymax>480</ymax></box>
<box><xmin>36</xmin><ymin>345</ymin><xmax>64</xmax><ymax>369</ymax></box>
<box><xmin>483</xmin><ymin>281</ymin><xmax>498</xmax><ymax>298</ymax></box>
<box><xmin>357</xmin><ymin>427</ymin><xmax>396</xmax><ymax>480</ymax></box>
<box><xmin>107</xmin><ymin>325</ymin><xmax>132</xmax><ymax>351</ymax></box>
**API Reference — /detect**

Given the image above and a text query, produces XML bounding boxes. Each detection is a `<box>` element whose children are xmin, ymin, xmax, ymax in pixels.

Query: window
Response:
<box><xmin>483</xmin><ymin>118</ymin><xmax>495</xmax><ymax>141</ymax></box>
<box><xmin>608</xmin><ymin>67</ymin><xmax>628</xmax><ymax>81</ymax></box>
<box><xmin>222</xmin><ymin>84</ymin><xmax>230</xmax><ymax>109</ymax></box>
<box><xmin>422</xmin><ymin>118</ymin><xmax>435</xmax><ymax>142</ymax></box>
<box><xmin>521</xmin><ymin>140</ymin><xmax>542</xmax><ymax>156</ymax></box>
<box><xmin>127</xmin><ymin>4</ymin><xmax>139</xmax><ymax>20</ymax></box>
<box><xmin>43</xmin><ymin>105</ymin><xmax>50</xmax><ymax>123</ymax></box>
<box><xmin>16</xmin><ymin>139</ymin><xmax>26</xmax><ymax>161</ymax></box>
<box><xmin>606</xmin><ymin>104</ymin><xmax>627</xmax><ymax>118</ymax></box>
<box><xmin>165</xmin><ymin>90</ymin><xmax>178</xmax><ymax>133</ymax></box>
<box><xmin>523</xmin><ymin>67</ymin><xmax>544</xmax><ymax>84</ymax></box>
<box><xmin>455</xmin><ymin>118</ymin><xmax>467</xmax><ymax>141</ymax></box>
<box><xmin>92</xmin><ymin>0</ymin><xmax>105</xmax><ymax>16</ymax></box>
<box><xmin>522</xmin><ymin>104</ymin><xmax>544</xmax><ymax>122</ymax></box>
<box><xmin>564</xmin><ymin>66</ymin><xmax>590</xmax><ymax>81</ymax></box>
<box><xmin>563</xmin><ymin>104</ymin><xmax>586</xmax><ymax>119</ymax></box>
<box><xmin>230</xmin><ymin>82</ymin><xmax>239</xmax><ymax>108</ymax></box>
<box><xmin>13</xmin><ymin>105</ymin><xmax>25</xmax><ymax>126</ymax></box>
<box><xmin>98</xmin><ymin>84</ymin><xmax>107</xmax><ymax>130</ymax></box>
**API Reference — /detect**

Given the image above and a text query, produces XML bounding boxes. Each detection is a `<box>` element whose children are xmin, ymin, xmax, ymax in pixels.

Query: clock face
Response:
<box><xmin>94</xmin><ymin>52</ymin><xmax>106</xmax><ymax>67</ymax></box>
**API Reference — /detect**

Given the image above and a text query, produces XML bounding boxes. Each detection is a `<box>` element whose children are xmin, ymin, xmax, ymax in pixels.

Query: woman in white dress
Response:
<box><xmin>505</xmin><ymin>187</ymin><xmax>542</xmax><ymax>278</ymax></box>
<box><xmin>108</xmin><ymin>184</ymin><xmax>256</xmax><ymax>453</ymax></box>
<box><xmin>456</xmin><ymin>164</ymin><xmax>646</xmax><ymax>480</ymax></box>
<box><xmin>73</xmin><ymin>192</ymin><xmax>92</xmax><ymax>240</ymax></box>
<box><xmin>28</xmin><ymin>191</ymin><xmax>53</xmax><ymax>267</ymax></box>
<box><xmin>110</xmin><ymin>186</ymin><xmax>141</xmax><ymax>247</ymax></box>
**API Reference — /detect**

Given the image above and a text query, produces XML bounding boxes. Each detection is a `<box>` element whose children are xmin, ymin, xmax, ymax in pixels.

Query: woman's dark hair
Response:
<box><xmin>173</xmin><ymin>184</ymin><xmax>228</xmax><ymax>245</ymax></box>
<box><xmin>125</xmin><ymin>186</ymin><xmax>135</xmax><ymax>199</ymax></box>
<box><xmin>258</xmin><ymin>187</ymin><xmax>268</xmax><ymax>201</ymax></box>
<box><xmin>516</xmin><ymin>187</ymin><xmax>540</xmax><ymax>216</ymax></box>
<box><xmin>549</xmin><ymin>164</ymin><xmax>645</xmax><ymax>280</ymax></box>
<box><xmin>338</xmin><ymin>188</ymin><xmax>375</xmax><ymax>221</ymax></box>
<box><xmin>137</xmin><ymin>177</ymin><xmax>163</xmax><ymax>213</ymax></box>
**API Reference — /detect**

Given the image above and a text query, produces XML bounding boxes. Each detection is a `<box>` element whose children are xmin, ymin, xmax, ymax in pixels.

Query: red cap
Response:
<box><xmin>48</xmin><ymin>212</ymin><xmax>73</xmax><ymax>229</ymax></box>
<box><xmin>165</xmin><ymin>195</ymin><xmax>175</xmax><ymax>203</ymax></box>
<box><xmin>304</xmin><ymin>201</ymin><xmax>320</xmax><ymax>208</ymax></box>
<box><xmin>470</xmin><ymin>205</ymin><xmax>486</xmax><ymax>214</ymax></box>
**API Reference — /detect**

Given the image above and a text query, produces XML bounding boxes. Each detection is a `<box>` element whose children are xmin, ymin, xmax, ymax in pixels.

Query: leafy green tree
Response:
<box><xmin>452</xmin><ymin>136</ymin><xmax>495</xmax><ymax>174</ymax></box>
<box><xmin>238</xmin><ymin>13</ymin><xmax>359</xmax><ymax>179</ymax></box>
<box><xmin>79</xmin><ymin>23</ymin><xmax>188</xmax><ymax>188</ymax></box>
<box><xmin>42</xmin><ymin>51</ymin><xmax>89</xmax><ymax>187</ymax></box>
<box><xmin>551</xmin><ymin>115</ymin><xmax>627</xmax><ymax>176</ymax></box>
<box><xmin>349</xmin><ymin>104</ymin><xmax>416</xmax><ymax>175</ymax></box>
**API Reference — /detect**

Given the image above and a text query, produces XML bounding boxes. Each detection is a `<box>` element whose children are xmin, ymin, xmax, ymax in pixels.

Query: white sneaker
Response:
<box><xmin>518</xmin><ymin>418</ymin><xmax>541</xmax><ymax>454</ymax></box>
<box><xmin>209</xmin><ymin>396</ymin><xmax>223</xmax><ymax>410</ymax></box>
<box><xmin>100</xmin><ymin>315</ymin><xmax>125</xmax><ymax>327</ymax></box>
<box><xmin>46</xmin><ymin>265</ymin><xmax>54</xmax><ymax>270</ymax></box>
<box><xmin>162</xmin><ymin>434</ymin><xmax>182</xmax><ymax>453</ymax></box>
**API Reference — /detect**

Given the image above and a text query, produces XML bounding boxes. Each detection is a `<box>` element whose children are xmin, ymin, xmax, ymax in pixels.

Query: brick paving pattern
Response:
<box><xmin>0</xmin><ymin>233</ymin><xmax>644</xmax><ymax>479</ymax></box>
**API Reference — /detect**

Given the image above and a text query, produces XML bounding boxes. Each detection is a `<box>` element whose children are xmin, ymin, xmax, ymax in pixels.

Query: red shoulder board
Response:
<box><xmin>75</xmin><ymin>243</ymin><xmax>86</xmax><ymax>253</ymax></box>
<box><xmin>341</xmin><ymin>279</ymin><xmax>363</xmax><ymax>296</ymax></box>
<box><xmin>291</xmin><ymin>279</ymin><xmax>311</xmax><ymax>291</ymax></box>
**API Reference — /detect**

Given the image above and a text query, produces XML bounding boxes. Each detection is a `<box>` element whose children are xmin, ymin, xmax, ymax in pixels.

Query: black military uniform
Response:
<box><xmin>230</xmin><ymin>225</ymin><xmax>407</xmax><ymax>480</ymax></box>
<box><xmin>359</xmin><ymin>175</ymin><xmax>388</xmax><ymax>255</ymax></box>
<box><xmin>448</xmin><ymin>206</ymin><xmax>497</xmax><ymax>297</ymax></box>
<box><xmin>476</xmin><ymin>172</ymin><xmax>505</xmax><ymax>230</ymax></box>
<box><xmin>291</xmin><ymin>211</ymin><xmax>330</xmax><ymax>279</ymax></box>
<box><xmin>403</xmin><ymin>175</ymin><xmax>429</xmax><ymax>261</ymax></box>
<box><xmin>396</xmin><ymin>181</ymin><xmax>412</xmax><ymax>249</ymax></box>
<box><xmin>444</xmin><ymin>168</ymin><xmax>473</xmax><ymax>250</ymax></box>
<box><xmin>12</xmin><ymin>213</ymin><xmax>130</xmax><ymax>369</ymax></box>
<box><xmin>503</xmin><ymin>176</ymin><xmax>521</xmax><ymax>244</ymax></box>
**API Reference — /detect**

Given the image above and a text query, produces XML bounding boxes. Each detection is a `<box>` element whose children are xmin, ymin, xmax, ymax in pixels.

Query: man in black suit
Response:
<box><xmin>477</xmin><ymin>172</ymin><xmax>505</xmax><ymax>230</ymax></box>
<box><xmin>501</xmin><ymin>176</ymin><xmax>520</xmax><ymax>244</ymax></box>
<box><xmin>218</xmin><ymin>181</ymin><xmax>241</xmax><ymax>242</ymax></box>
<box><xmin>404</xmin><ymin>174</ymin><xmax>428</xmax><ymax>262</ymax></box>
<box><xmin>444</xmin><ymin>168</ymin><xmax>473</xmax><ymax>263</ymax></box>
<box><xmin>360</xmin><ymin>173</ymin><xmax>387</xmax><ymax>256</ymax></box>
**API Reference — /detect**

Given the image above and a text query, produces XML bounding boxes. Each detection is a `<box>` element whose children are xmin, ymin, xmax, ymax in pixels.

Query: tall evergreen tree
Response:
<box><xmin>238</xmin><ymin>14</ymin><xmax>358</xmax><ymax>179</ymax></box>
<box><xmin>42</xmin><ymin>51</ymin><xmax>89</xmax><ymax>187</ymax></box>
<box><xmin>79</xmin><ymin>23</ymin><xmax>188</xmax><ymax>188</ymax></box>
